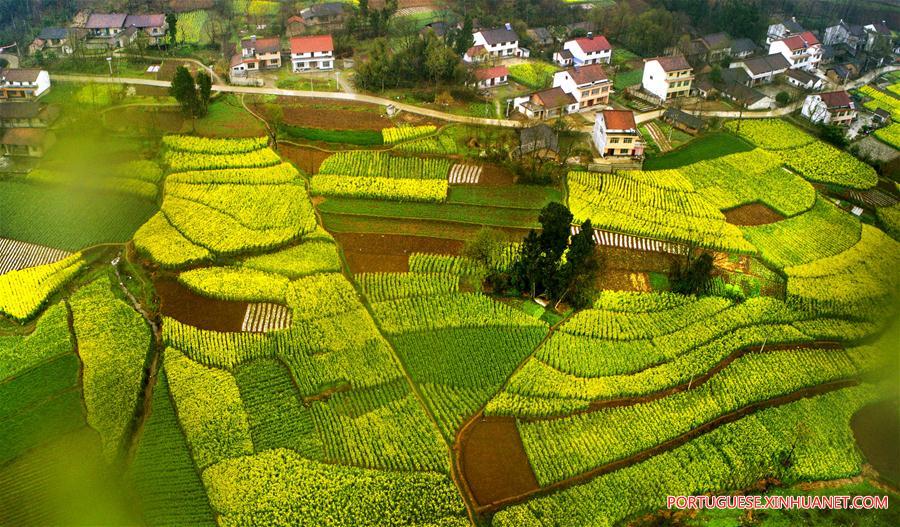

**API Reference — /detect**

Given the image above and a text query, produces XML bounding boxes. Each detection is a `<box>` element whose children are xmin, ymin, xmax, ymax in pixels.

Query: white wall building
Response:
<box><xmin>291</xmin><ymin>35</ymin><xmax>334</xmax><ymax>72</ymax></box>
<box><xmin>641</xmin><ymin>55</ymin><xmax>693</xmax><ymax>101</ymax></box>
<box><xmin>801</xmin><ymin>90</ymin><xmax>856</xmax><ymax>126</ymax></box>
<box><xmin>465</xmin><ymin>25</ymin><xmax>525</xmax><ymax>61</ymax></box>
<box><xmin>554</xmin><ymin>34</ymin><xmax>612</xmax><ymax>67</ymax></box>
<box><xmin>769</xmin><ymin>31</ymin><xmax>822</xmax><ymax>71</ymax></box>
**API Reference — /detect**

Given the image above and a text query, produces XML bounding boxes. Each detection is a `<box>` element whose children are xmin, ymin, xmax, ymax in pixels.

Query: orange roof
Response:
<box><xmin>568</xmin><ymin>63</ymin><xmax>609</xmax><ymax>85</ymax></box>
<box><xmin>573</xmin><ymin>35</ymin><xmax>611</xmax><ymax>53</ymax></box>
<box><xmin>290</xmin><ymin>35</ymin><xmax>333</xmax><ymax>54</ymax></box>
<box><xmin>602</xmin><ymin>110</ymin><xmax>636</xmax><ymax>131</ymax></box>
<box><xmin>474</xmin><ymin>66</ymin><xmax>509</xmax><ymax>80</ymax></box>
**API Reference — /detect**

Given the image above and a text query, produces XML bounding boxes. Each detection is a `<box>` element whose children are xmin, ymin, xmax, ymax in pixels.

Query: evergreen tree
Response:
<box><xmin>537</xmin><ymin>202</ymin><xmax>573</xmax><ymax>261</ymax></box>
<box><xmin>170</xmin><ymin>66</ymin><xmax>199</xmax><ymax>116</ymax></box>
<box><xmin>554</xmin><ymin>220</ymin><xmax>599</xmax><ymax>308</ymax></box>
<box><xmin>196</xmin><ymin>71</ymin><xmax>212</xmax><ymax>116</ymax></box>
<box><xmin>166</xmin><ymin>13</ymin><xmax>178</xmax><ymax>47</ymax></box>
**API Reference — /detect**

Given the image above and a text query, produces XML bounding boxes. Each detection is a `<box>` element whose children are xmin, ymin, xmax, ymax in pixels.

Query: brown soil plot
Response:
<box><xmin>154</xmin><ymin>278</ymin><xmax>248</xmax><ymax>332</ymax></box>
<box><xmin>333</xmin><ymin>233</ymin><xmax>463</xmax><ymax>273</ymax></box>
<box><xmin>723</xmin><ymin>203</ymin><xmax>785</xmax><ymax>226</ymax></box>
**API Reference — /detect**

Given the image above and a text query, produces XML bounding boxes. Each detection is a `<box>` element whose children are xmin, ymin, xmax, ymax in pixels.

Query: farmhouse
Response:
<box><xmin>769</xmin><ymin>32</ymin><xmax>822</xmax><ymax>71</ymax></box>
<box><xmin>518</xmin><ymin>123</ymin><xmax>558</xmax><ymax>156</ymax></box>
<box><xmin>641</xmin><ymin>55</ymin><xmax>693</xmax><ymax>101</ymax></box>
<box><xmin>729</xmin><ymin>38</ymin><xmax>757</xmax><ymax>59</ymax></box>
<box><xmin>801</xmin><ymin>90</ymin><xmax>856</xmax><ymax>126</ymax></box>
<box><xmin>0</xmin><ymin>69</ymin><xmax>51</xmax><ymax>100</ymax></box>
<box><xmin>766</xmin><ymin>16</ymin><xmax>805</xmax><ymax>44</ymax></box>
<box><xmin>291</xmin><ymin>35</ymin><xmax>334</xmax><ymax>72</ymax></box>
<box><xmin>552</xmin><ymin>63</ymin><xmax>612</xmax><ymax>110</ymax></box>
<box><xmin>514</xmin><ymin>87</ymin><xmax>577</xmax><ymax>120</ymax></box>
<box><xmin>231</xmin><ymin>36</ymin><xmax>282</xmax><ymax>76</ymax></box>
<box><xmin>785</xmin><ymin>68</ymin><xmax>824</xmax><ymax>90</ymax></box>
<box><xmin>699</xmin><ymin>32</ymin><xmax>732</xmax><ymax>62</ymax></box>
<box><xmin>297</xmin><ymin>3</ymin><xmax>349</xmax><ymax>32</ymax></box>
<box><xmin>465</xmin><ymin>25</ymin><xmax>527</xmax><ymax>62</ymax></box>
<box><xmin>29</xmin><ymin>27</ymin><xmax>72</xmax><ymax>55</ymax></box>
<box><xmin>592</xmin><ymin>110</ymin><xmax>642</xmax><ymax>158</ymax></box>
<box><xmin>1</xmin><ymin>128</ymin><xmax>55</xmax><ymax>157</ymax></box>
<box><xmin>553</xmin><ymin>34</ymin><xmax>612</xmax><ymax>67</ymax></box>
<box><xmin>123</xmin><ymin>14</ymin><xmax>168</xmax><ymax>45</ymax></box>
<box><xmin>730</xmin><ymin>53</ymin><xmax>790</xmax><ymax>85</ymax></box>
<box><xmin>0</xmin><ymin>102</ymin><xmax>58</xmax><ymax>128</ymax></box>
<box><xmin>85</xmin><ymin>13</ymin><xmax>127</xmax><ymax>38</ymax></box>
<box><xmin>472</xmin><ymin>66</ymin><xmax>509</xmax><ymax>89</ymax></box>
<box><xmin>720</xmin><ymin>83</ymin><xmax>774</xmax><ymax>110</ymax></box>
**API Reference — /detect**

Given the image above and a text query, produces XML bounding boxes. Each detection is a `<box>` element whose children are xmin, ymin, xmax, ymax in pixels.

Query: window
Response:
<box><xmin>620</xmin><ymin>148</ymin><xmax>630</xmax><ymax>155</ymax></box>
<box><xmin>623</xmin><ymin>137</ymin><xmax>633</xmax><ymax>144</ymax></box>
<box><xmin>610</xmin><ymin>137</ymin><xmax>619</xmax><ymax>143</ymax></box>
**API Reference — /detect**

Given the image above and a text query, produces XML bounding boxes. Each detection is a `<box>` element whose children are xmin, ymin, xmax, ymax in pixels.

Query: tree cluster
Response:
<box><xmin>170</xmin><ymin>65</ymin><xmax>212</xmax><ymax>117</ymax></box>
<box><xmin>355</xmin><ymin>32</ymin><xmax>469</xmax><ymax>91</ymax></box>
<box><xmin>512</xmin><ymin>203</ymin><xmax>600</xmax><ymax>309</ymax></box>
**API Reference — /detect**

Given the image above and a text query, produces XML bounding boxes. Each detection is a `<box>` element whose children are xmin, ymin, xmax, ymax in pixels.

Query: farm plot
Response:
<box><xmin>0</xmin><ymin>238</ymin><xmax>71</xmax><ymax>275</ymax></box>
<box><xmin>134</xmin><ymin>135</ymin><xmax>317</xmax><ymax>262</ymax></box>
<box><xmin>726</xmin><ymin>119</ymin><xmax>877</xmax><ymax>189</ymax></box>
<box><xmin>566</xmin><ymin>170</ymin><xmax>755</xmax><ymax>253</ymax></box>
<box><xmin>0</xmin><ymin>253</ymin><xmax>84</xmax><ymax>322</ymax></box>
<box><xmin>486</xmin><ymin>291</ymin><xmax>885</xmax><ymax>419</ymax></box>
<box><xmin>364</xmin><ymin>271</ymin><xmax>548</xmax><ymax>438</ymax></box>
<box><xmin>448</xmin><ymin>164</ymin><xmax>483</xmax><ymax>184</ymax></box>
<box><xmin>492</xmin><ymin>385</ymin><xmax>880</xmax><ymax>526</ymax></box>
<box><xmin>312</xmin><ymin>151</ymin><xmax>451</xmax><ymax>202</ymax></box>
<box><xmin>742</xmin><ymin>197</ymin><xmax>861</xmax><ymax>269</ymax></box>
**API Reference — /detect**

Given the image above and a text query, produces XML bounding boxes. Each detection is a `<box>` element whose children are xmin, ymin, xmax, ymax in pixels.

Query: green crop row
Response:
<box><xmin>162</xmin><ymin>135</ymin><xmax>268</xmax><ymax>154</ymax></box>
<box><xmin>382</xmin><ymin>125</ymin><xmax>437</xmax><ymax>144</ymax></box>
<box><xmin>318</xmin><ymin>151</ymin><xmax>451</xmax><ymax>180</ymax></box>
<box><xmin>310</xmin><ymin>175</ymin><xmax>449</xmax><ymax>202</ymax></box>
<box><xmin>371</xmin><ymin>293</ymin><xmax>548</xmax><ymax>334</ymax></box>
<box><xmin>0</xmin><ymin>302</ymin><xmax>73</xmax><ymax>380</ymax></box>
<box><xmin>178</xmin><ymin>266</ymin><xmax>290</xmax><ymax>304</ymax></box>
<box><xmin>357</xmin><ymin>272</ymin><xmax>459</xmax><ymax>303</ymax></box>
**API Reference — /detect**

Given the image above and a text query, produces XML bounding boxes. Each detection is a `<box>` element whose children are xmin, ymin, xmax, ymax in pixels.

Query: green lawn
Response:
<box><xmin>643</xmin><ymin>132</ymin><xmax>754</xmax><ymax>170</ymax></box>
<box><xmin>317</xmin><ymin>198</ymin><xmax>541</xmax><ymax>229</ymax></box>
<box><xmin>192</xmin><ymin>95</ymin><xmax>267</xmax><ymax>138</ymax></box>
<box><xmin>613</xmin><ymin>69</ymin><xmax>642</xmax><ymax>91</ymax></box>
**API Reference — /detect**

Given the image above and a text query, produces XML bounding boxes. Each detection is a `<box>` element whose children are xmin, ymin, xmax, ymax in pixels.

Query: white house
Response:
<box><xmin>592</xmin><ymin>110</ymin><xmax>642</xmax><ymax>158</ymax></box>
<box><xmin>552</xmin><ymin>63</ymin><xmax>611</xmax><ymax>111</ymax></box>
<box><xmin>0</xmin><ymin>69</ymin><xmax>51</xmax><ymax>100</ymax></box>
<box><xmin>801</xmin><ymin>90</ymin><xmax>856</xmax><ymax>126</ymax></box>
<box><xmin>730</xmin><ymin>53</ymin><xmax>790</xmax><ymax>85</ymax></box>
<box><xmin>785</xmin><ymin>68</ymin><xmax>824</xmax><ymax>90</ymax></box>
<box><xmin>769</xmin><ymin>31</ymin><xmax>822</xmax><ymax>71</ymax></box>
<box><xmin>291</xmin><ymin>35</ymin><xmax>334</xmax><ymax>72</ymax></box>
<box><xmin>766</xmin><ymin>17</ymin><xmax>804</xmax><ymax>44</ymax></box>
<box><xmin>641</xmin><ymin>55</ymin><xmax>693</xmax><ymax>101</ymax></box>
<box><xmin>472</xmin><ymin>66</ymin><xmax>508</xmax><ymax>89</ymax></box>
<box><xmin>465</xmin><ymin>25</ymin><xmax>526</xmax><ymax>62</ymax></box>
<box><xmin>513</xmin><ymin>87</ymin><xmax>577</xmax><ymax>120</ymax></box>
<box><xmin>553</xmin><ymin>34</ymin><xmax>612</xmax><ymax>67</ymax></box>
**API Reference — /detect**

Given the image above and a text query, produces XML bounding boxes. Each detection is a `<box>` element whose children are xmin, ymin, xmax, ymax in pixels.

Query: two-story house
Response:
<box><xmin>0</xmin><ymin>69</ymin><xmax>51</xmax><ymax>100</ymax></box>
<box><xmin>230</xmin><ymin>36</ymin><xmax>282</xmax><ymax>76</ymax></box>
<box><xmin>769</xmin><ymin>31</ymin><xmax>822</xmax><ymax>71</ymax></box>
<box><xmin>552</xmin><ymin>63</ymin><xmax>612</xmax><ymax>110</ymax></box>
<box><xmin>766</xmin><ymin>17</ymin><xmax>804</xmax><ymax>44</ymax></box>
<box><xmin>85</xmin><ymin>13</ymin><xmax>127</xmax><ymax>38</ymax></box>
<box><xmin>291</xmin><ymin>35</ymin><xmax>334</xmax><ymax>72</ymax></box>
<box><xmin>730</xmin><ymin>53</ymin><xmax>791</xmax><ymax>85</ymax></box>
<box><xmin>801</xmin><ymin>90</ymin><xmax>856</xmax><ymax>126</ymax></box>
<box><xmin>0</xmin><ymin>101</ymin><xmax>58</xmax><ymax>128</ymax></box>
<box><xmin>514</xmin><ymin>87</ymin><xmax>577</xmax><ymax>120</ymax></box>
<box><xmin>464</xmin><ymin>25</ymin><xmax>526</xmax><ymax>62</ymax></box>
<box><xmin>592</xmin><ymin>110</ymin><xmax>642</xmax><ymax>158</ymax></box>
<box><xmin>124</xmin><ymin>14</ymin><xmax>168</xmax><ymax>45</ymax></box>
<box><xmin>553</xmin><ymin>34</ymin><xmax>612</xmax><ymax>67</ymax></box>
<box><xmin>641</xmin><ymin>55</ymin><xmax>693</xmax><ymax>101</ymax></box>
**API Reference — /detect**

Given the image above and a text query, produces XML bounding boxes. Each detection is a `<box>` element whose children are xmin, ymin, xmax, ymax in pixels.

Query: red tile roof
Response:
<box><xmin>602</xmin><ymin>110</ymin><xmax>636</xmax><ymax>131</ymax></box>
<box><xmin>781</xmin><ymin>31</ymin><xmax>819</xmax><ymax>50</ymax></box>
<box><xmin>568</xmin><ymin>63</ymin><xmax>609</xmax><ymax>85</ymax></box>
<box><xmin>291</xmin><ymin>35</ymin><xmax>333</xmax><ymax>54</ymax></box>
<box><xmin>474</xmin><ymin>66</ymin><xmax>509</xmax><ymax>80</ymax></box>
<box><xmin>465</xmin><ymin>45</ymin><xmax>486</xmax><ymax>57</ymax></box>
<box><xmin>85</xmin><ymin>13</ymin><xmax>127</xmax><ymax>29</ymax></box>
<box><xmin>819</xmin><ymin>90</ymin><xmax>852</xmax><ymax>109</ymax></box>
<box><xmin>648</xmin><ymin>55</ymin><xmax>691</xmax><ymax>72</ymax></box>
<box><xmin>533</xmin><ymin>87</ymin><xmax>576</xmax><ymax>108</ymax></box>
<box><xmin>2</xmin><ymin>127</ymin><xmax>47</xmax><ymax>146</ymax></box>
<box><xmin>573</xmin><ymin>35</ymin><xmax>611</xmax><ymax>53</ymax></box>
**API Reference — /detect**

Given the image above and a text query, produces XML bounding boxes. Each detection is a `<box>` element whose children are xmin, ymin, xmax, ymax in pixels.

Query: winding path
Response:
<box><xmin>51</xmin><ymin>64</ymin><xmax>900</xmax><ymax>129</ymax></box>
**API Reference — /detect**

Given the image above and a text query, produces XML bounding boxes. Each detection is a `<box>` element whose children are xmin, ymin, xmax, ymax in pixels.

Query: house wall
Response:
<box><xmin>769</xmin><ymin>40</ymin><xmax>822</xmax><ymax>71</ymax></box>
<box><xmin>292</xmin><ymin>51</ymin><xmax>334</xmax><ymax>71</ymax></box>
<box><xmin>564</xmin><ymin>40</ymin><xmax>611</xmax><ymax>65</ymax></box>
<box><xmin>472</xmin><ymin>33</ymin><xmax>519</xmax><ymax>58</ymax></box>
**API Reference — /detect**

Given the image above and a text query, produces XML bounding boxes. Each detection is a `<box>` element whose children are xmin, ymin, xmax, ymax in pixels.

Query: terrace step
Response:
<box><xmin>0</xmin><ymin>237</ymin><xmax>71</xmax><ymax>275</ymax></box>
<box><xmin>570</xmin><ymin>225</ymin><xmax>689</xmax><ymax>256</ymax></box>
<box><xmin>241</xmin><ymin>302</ymin><xmax>293</xmax><ymax>333</ymax></box>
<box><xmin>449</xmin><ymin>164</ymin><xmax>482</xmax><ymax>184</ymax></box>
<box><xmin>847</xmin><ymin>188</ymin><xmax>898</xmax><ymax>208</ymax></box>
